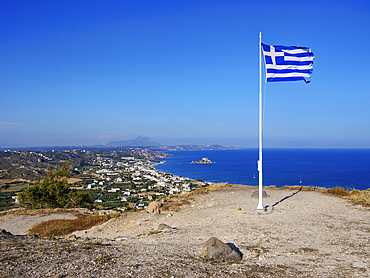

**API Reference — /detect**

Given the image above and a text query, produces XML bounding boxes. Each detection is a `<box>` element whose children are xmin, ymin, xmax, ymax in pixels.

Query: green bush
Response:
<box><xmin>19</xmin><ymin>162</ymin><xmax>94</xmax><ymax>209</ymax></box>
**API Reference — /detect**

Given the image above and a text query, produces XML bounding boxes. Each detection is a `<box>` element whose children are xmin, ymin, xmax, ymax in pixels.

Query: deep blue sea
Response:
<box><xmin>154</xmin><ymin>149</ymin><xmax>370</xmax><ymax>190</ymax></box>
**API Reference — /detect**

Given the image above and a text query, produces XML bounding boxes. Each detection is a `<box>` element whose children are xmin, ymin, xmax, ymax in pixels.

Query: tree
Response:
<box><xmin>19</xmin><ymin>162</ymin><xmax>93</xmax><ymax>209</ymax></box>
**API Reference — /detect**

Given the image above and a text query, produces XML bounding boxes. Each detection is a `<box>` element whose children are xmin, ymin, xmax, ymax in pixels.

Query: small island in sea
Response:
<box><xmin>191</xmin><ymin>157</ymin><xmax>214</xmax><ymax>164</ymax></box>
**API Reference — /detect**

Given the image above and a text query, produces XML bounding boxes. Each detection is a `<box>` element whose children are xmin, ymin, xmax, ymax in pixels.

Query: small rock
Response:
<box><xmin>66</xmin><ymin>234</ymin><xmax>77</xmax><ymax>240</ymax></box>
<box><xmin>115</xmin><ymin>237</ymin><xmax>128</xmax><ymax>241</ymax></box>
<box><xmin>206</xmin><ymin>237</ymin><xmax>243</xmax><ymax>262</ymax></box>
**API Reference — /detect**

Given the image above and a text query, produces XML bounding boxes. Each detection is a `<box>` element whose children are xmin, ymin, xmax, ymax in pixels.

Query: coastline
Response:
<box><xmin>1</xmin><ymin>149</ymin><xmax>370</xmax><ymax>277</ymax></box>
<box><xmin>154</xmin><ymin>149</ymin><xmax>370</xmax><ymax>191</ymax></box>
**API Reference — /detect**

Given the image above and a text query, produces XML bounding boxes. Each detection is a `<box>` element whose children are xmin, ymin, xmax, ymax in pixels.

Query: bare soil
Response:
<box><xmin>1</xmin><ymin>185</ymin><xmax>369</xmax><ymax>277</ymax></box>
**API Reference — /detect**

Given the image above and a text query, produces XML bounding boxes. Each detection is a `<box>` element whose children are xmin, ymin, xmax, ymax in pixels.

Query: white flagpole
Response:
<box><xmin>256</xmin><ymin>32</ymin><xmax>264</xmax><ymax>210</ymax></box>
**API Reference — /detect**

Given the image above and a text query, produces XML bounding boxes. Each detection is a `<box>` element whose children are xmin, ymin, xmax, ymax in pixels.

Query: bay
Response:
<box><xmin>154</xmin><ymin>149</ymin><xmax>370</xmax><ymax>190</ymax></box>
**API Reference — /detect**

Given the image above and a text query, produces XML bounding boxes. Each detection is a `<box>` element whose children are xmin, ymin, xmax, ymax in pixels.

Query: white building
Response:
<box><xmin>108</xmin><ymin>188</ymin><xmax>120</xmax><ymax>193</ymax></box>
<box><xmin>115</xmin><ymin>177</ymin><xmax>123</xmax><ymax>183</ymax></box>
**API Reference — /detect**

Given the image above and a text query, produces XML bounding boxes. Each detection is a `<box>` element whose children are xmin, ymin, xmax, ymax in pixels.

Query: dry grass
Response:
<box><xmin>280</xmin><ymin>185</ymin><xmax>326</xmax><ymax>192</ymax></box>
<box><xmin>161</xmin><ymin>199</ymin><xmax>192</xmax><ymax>212</ymax></box>
<box><xmin>28</xmin><ymin>213</ymin><xmax>121</xmax><ymax>238</ymax></box>
<box><xmin>347</xmin><ymin>189</ymin><xmax>370</xmax><ymax>207</ymax></box>
<box><xmin>29</xmin><ymin>215</ymin><xmax>106</xmax><ymax>238</ymax></box>
<box><xmin>326</xmin><ymin>186</ymin><xmax>351</xmax><ymax>196</ymax></box>
<box><xmin>67</xmin><ymin>178</ymin><xmax>82</xmax><ymax>184</ymax></box>
<box><xmin>0</xmin><ymin>208</ymin><xmax>122</xmax><ymax>238</ymax></box>
<box><xmin>0</xmin><ymin>179</ymin><xmax>30</xmax><ymax>185</ymax></box>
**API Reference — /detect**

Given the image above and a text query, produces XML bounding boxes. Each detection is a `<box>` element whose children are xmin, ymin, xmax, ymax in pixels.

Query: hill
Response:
<box><xmin>0</xmin><ymin>149</ymin><xmax>167</xmax><ymax>181</ymax></box>
<box><xmin>149</xmin><ymin>144</ymin><xmax>243</xmax><ymax>151</ymax></box>
<box><xmin>102</xmin><ymin>137</ymin><xmax>161</xmax><ymax>147</ymax></box>
<box><xmin>1</xmin><ymin>185</ymin><xmax>369</xmax><ymax>277</ymax></box>
<box><xmin>100</xmin><ymin>137</ymin><xmax>243</xmax><ymax>150</ymax></box>
<box><xmin>0</xmin><ymin>136</ymin><xmax>243</xmax><ymax>152</ymax></box>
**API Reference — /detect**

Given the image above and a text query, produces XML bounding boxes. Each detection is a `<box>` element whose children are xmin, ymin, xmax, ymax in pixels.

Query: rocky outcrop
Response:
<box><xmin>206</xmin><ymin>237</ymin><xmax>243</xmax><ymax>262</ymax></box>
<box><xmin>191</xmin><ymin>157</ymin><xmax>214</xmax><ymax>164</ymax></box>
<box><xmin>146</xmin><ymin>201</ymin><xmax>164</xmax><ymax>214</ymax></box>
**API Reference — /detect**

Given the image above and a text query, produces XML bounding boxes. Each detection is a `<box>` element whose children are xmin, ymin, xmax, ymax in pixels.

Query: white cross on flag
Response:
<box><xmin>261</xmin><ymin>43</ymin><xmax>314</xmax><ymax>83</ymax></box>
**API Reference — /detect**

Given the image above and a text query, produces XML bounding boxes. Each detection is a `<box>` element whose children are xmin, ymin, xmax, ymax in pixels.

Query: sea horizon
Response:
<box><xmin>154</xmin><ymin>148</ymin><xmax>370</xmax><ymax>191</ymax></box>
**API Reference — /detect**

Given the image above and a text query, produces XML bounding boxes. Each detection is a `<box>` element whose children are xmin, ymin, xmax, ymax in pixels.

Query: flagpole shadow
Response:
<box><xmin>262</xmin><ymin>186</ymin><xmax>303</xmax><ymax>212</ymax></box>
<box><xmin>244</xmin><ymin>187</ymin><xmax>303</xmax><ymax>213</ymax></box>
<box><xmin>271</xmin><ymin>186</ymin><xmax>302</xmax><ymax>208</ymax></box>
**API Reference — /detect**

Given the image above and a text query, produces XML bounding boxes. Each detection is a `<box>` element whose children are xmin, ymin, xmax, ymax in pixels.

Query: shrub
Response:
<box><xmin>19</xmin><ymin>162</ymin><xmax>93</xmax><ymax>209</ymax></box>
<box><xmin>348</xmin><ymin>189</ymin><xmax>370</xmax><ymax>207</ymax></box>
<box><xmin>326</xmin><ymin>186</ymin><xmax>350</xmax><ymax>196</ymax></box>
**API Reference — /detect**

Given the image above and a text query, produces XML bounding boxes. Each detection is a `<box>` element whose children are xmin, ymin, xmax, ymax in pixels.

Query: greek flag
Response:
<box><xmin>261</xmin><ymin>43</ymin><xmax>314</xmax><ymax>83</ymax></box>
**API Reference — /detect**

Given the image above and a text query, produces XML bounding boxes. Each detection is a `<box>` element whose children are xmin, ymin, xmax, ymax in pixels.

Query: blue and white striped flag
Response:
<box><xmin>261</xmin><ymin>43</ymin><xmax>314</xmax><ymax>83</ymax></box>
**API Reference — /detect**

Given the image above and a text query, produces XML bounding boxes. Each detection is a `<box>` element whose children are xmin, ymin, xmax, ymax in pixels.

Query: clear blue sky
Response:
<box><xmin>1</xmin><ymin>0</ymin><xmax>369</xmax><ymax>148</ymax></box>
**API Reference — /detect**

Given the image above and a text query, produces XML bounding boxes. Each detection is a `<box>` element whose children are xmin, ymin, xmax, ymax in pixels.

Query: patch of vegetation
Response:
<box><xmin>18</xmin><ymin>163</ymin><xmax>94</xmax><ymax>209</ymax></box>
<box><xmin>347</xmin><ymin>189</ymin><xmax>370</xmax><ymax>207</ymax></box>
<box><xmin>29</xmin><ymin>213</ymin><xmax>120</xmax><ymax>238</ymax></box>
<box><xmin>99</xmin><ymin>201</ymin><xmax>125</xmax><ymax>209</ymax></box>
<box><xmin>326</xmin><ymin>186</ymin><xmax>350</xmax><ymax>196</ymax></box>
<box><xmin>326</xmin><ymin>187</ymin><xmax>370</xmax><ymax>206</ymax></box>
<box><xmin>80</xmin><ymin>189</ymin><xmax>99</xmax><ymax>201</ymax></box>
<box><xmin>1</xmin><ymin>181</ymin><xmax>28</xmax><ymax>192</ymax></box>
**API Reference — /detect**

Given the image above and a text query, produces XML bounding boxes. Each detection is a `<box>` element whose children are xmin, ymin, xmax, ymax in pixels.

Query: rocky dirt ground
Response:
<box><xmin>1</xmin><ymin>185</ymin><xmax>370</xmax><ymax>277</ymax></box>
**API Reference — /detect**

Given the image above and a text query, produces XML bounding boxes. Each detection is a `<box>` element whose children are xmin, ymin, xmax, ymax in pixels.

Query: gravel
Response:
<box><xmin>1</xmin><ymin>185</ymin><xmax>369</xmax><ymax>277</ymax></box>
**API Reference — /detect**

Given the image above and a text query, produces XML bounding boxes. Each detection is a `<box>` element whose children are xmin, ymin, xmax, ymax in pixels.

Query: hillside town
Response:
<box><xmin>0</xmin><ymin>149</ymin><xmax>213</xmax><ymax>211</ymax></box>
<box><xmin>68</xmin><ymin>151</ymin><xmax>211</xmax><ymax>211</ymax></box>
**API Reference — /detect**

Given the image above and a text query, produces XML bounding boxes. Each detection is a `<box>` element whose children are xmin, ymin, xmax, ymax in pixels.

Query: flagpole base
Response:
<box><xmin>255</xmin><ymin>204</ymin><xmax>264</xmax><ymax>211</ymax></box>
<box><xmin>242</xmin><ymin>204</ymin><xmax>273</xmax><ymax>214</ymax></box>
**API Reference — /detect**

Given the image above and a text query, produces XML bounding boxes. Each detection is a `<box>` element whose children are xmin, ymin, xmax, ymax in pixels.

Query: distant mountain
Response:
<box><xmin>103</xmin><ymin>137</ymin><xmax>161</xmax><ymax>147</ymax></box>
<box><xmin>0</xmin><ymin>137</ymin><xmax>243</xmax><ymax>152</ymax></box>
<box><xmin>149</xmin><ymin>144</ymin><xmax>243</xmax><ymax>151</ymax></box>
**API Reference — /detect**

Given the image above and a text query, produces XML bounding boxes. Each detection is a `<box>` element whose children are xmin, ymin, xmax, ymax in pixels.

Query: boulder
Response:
<box><xmin>206</xmin><ymin>237</ymin><xmax>243</xmax><ymax>262</ymax></box>
<box><xmin>146</xmin><ymin>201</ymin><xmax>164</xmax><ymax>214</ymax></box>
